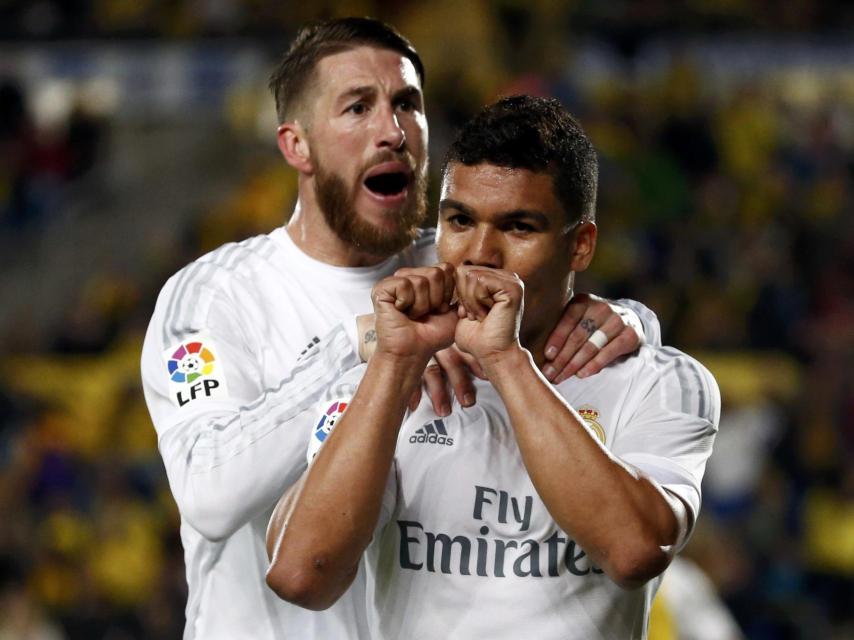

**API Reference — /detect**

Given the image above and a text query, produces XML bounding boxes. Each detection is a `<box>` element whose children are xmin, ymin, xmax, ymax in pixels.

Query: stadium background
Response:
<box><xmin>0</xmin><ymin>1</ymin><xmax>851</xmax><ymax>638</ymax></box>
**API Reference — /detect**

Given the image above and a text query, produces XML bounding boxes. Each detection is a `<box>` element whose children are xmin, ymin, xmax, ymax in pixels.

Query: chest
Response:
<box><xmin>230</xmin><ymin>271</ymin><xmax>376</xmax><ymax>386</ymax></box>
<box><xmin>388</xmin><ymin>383</ymin><xmax>631</xmax><ymax>579</ymax></box>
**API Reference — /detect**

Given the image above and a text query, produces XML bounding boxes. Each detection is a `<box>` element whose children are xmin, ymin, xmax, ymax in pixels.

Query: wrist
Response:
<box><xmin>356</xmin><ymin>314</ymin><xmax>377</xmax><ymax>362</ymax></box>
<box><xmin>371</xmin><ymin>349</ymin><xmax>431</xmax><ymax>377</ymax></box>
<box><xmin>479</xmin><ymin>343</ymin><xmax>532</xmax><ymax>380</ymax></box>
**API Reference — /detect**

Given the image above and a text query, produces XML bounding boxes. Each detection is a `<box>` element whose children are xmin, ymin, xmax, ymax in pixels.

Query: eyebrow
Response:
<box><xmin>393</xmin><ymin>85</ymin><xmax>423</xmax><ymax>105</ymax></box>
<box><xmin>335</xmin><ymin>85</ymin><xmax>376</xmax><ymax>106</ymax></box>
<box><xmin>335</xmin><ymin>85</ymin><xmax>422</xmax><ymax>108</ymax></box>
<box><xmin>439</xmin><ymin>198</ymin><xmax>552</xmax><ymax>228</ymax></box>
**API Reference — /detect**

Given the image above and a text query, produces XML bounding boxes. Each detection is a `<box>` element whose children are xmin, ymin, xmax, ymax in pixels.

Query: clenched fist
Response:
<box><xmin>453</xmin><ymin>266</ymin><xmax>524</xmax><ymax>370</ymax></box>
<box><xmin>371</xmin><ymin>263</ymin><xmax>458</xmax><ymax>364</ymax></box>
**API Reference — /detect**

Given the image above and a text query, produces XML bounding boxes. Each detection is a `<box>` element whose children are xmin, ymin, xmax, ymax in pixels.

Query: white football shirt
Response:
<box><xmin>141</xmin><ymin>226</ymin><xmax>436</xmax><ymax>640</ymax></box>
<box><xmin>312</xmin><ymin>345</ymin><xmax>719</xmax><ymax>640</ymax></box>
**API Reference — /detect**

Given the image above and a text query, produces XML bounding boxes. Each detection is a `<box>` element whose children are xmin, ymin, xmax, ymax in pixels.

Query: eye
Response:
<box><xmin>346</xmin><ymin>102</ymin><xmax>368</xmax><ymax>115</ymax></box>
<box><xmin>505</xmin><ymin>220</ymin><xmax>536</xmax><ymax>234</ymax></box>
<box><xmin>395</xmin><ymin>97</ymin><xmax>417</xmax><ymax>113</ymax></box>
<box><xmin>446</xmin><ymin>213</ymin><xmax>473</xmax><ymax>229</ymax></box>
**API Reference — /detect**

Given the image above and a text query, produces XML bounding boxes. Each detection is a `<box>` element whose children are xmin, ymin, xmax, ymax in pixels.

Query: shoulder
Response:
<box><xmin>164</xmin><ymin>232</ymin><xmax>280</xmax><ymax>293</ymax></box>
<box><xmin>634</xmin><ymin>345</ymin><xmax>720</xmax><ymax>424</ymax></box>
<box><xmin>146</xmin><ymin>233</ymin><xmax>279</xmax><ymax>350</ymax></box>
<box><xmin>398</xmin><ymin>227</ymin><xmax>437</xmax><ymax>267</ymax></box>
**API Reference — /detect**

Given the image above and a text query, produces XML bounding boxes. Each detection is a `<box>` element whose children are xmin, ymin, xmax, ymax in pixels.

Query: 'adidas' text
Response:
<box><xmin>410</xmin><ymin>419</ymin><xmax>454</xmax><ymax>446</ymax></box>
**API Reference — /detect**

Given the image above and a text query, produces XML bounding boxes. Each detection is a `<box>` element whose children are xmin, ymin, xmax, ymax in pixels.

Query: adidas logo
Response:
<box><xmin>409</xmin><ymin>419</ymin><xmax>454</xmax><ymax>446</ymax></box>
<box><xmin>298</xmin><ymin>336</ymin><xmax>321</xmax><ymax>360</ymax></box>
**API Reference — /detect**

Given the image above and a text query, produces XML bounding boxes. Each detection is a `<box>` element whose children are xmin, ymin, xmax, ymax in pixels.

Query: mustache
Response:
<box><xmin>359</xmin><ymin>150</ymin><xmax>418</xmax><ymax>179</ymax></box>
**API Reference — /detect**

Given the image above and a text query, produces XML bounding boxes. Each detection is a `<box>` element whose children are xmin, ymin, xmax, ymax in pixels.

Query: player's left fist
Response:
<box><xmin>453</xmin><ymin>266</ymin><xmax>524</xmax><ymax>366</ymax></box>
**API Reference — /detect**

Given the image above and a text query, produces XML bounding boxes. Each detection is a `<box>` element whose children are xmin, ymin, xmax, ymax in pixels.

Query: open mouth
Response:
<box><xmin>364</xmin><ymin>172</ymin><xmax>409</xmax><ymax>196</ymax></box>
<box><xmin>363</xmin><ymin>162</ymin><xmax>413</xmax><ymax>199</ymax></box>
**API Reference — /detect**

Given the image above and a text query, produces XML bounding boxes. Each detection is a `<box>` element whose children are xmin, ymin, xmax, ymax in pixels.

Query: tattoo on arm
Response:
<box><xmin>580</xmin><ymin>318</ymin><xmax>597</xmax><ymax>336</ymax></box>
<box><xmin>364</xmin><ymin>329</ymin><xmax>377</xmax><ymax>344</ymax></box>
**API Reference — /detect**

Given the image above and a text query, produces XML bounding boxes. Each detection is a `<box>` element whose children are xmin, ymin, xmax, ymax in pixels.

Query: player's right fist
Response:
<box><xmin>370</xmin><ymin>263</ymin><xmax>457</xmax><ymax>362</ymax></box>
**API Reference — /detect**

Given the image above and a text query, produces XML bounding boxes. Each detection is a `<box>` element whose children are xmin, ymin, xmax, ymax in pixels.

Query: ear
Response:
<box><xmin>276</xmin><ymin>122</ymin><xmax>313</xmax><ymax>175</ymax></box>
<box><xmin>569</xmin><ymin>221</ymin><xmax>597</xmax><ymax>272</ymax></box>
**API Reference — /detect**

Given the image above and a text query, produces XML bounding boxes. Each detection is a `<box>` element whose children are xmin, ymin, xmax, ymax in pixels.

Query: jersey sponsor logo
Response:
<box><xmin>578</xmin><ymin>406</ymin><xmax>606</xmax><ymax>444</ymax></box>
<box><xmin>409</xmin><ymin>419</ymin><xmax>453</xmax><ymax>446</ymax></box>
<box><xmin>163</xmin><ymin>334</ymin><xmax>229</xmax><ymax>407</ymax></box>
<box><xmin>396</xmin><ymin>484</ymin><xmax>603</xmax><ymax>579</ymax></box>
<box><xmin>307</xmin><ymin>400</ymin><xmax>348</xmax><ymax>462</ymax></box>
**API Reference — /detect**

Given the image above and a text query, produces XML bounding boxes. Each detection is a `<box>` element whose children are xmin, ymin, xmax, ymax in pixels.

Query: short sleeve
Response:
<box><xmin>611</xmin><ymin>347</ymin><xmax>720</xmax><ymax>529</ymax></box>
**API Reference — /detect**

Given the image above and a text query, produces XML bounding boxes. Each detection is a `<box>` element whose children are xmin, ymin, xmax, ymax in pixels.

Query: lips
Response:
<box><xmin>362</xmin><ymin>161</ymin><xmax>413</xmax><ymax>203</ymax></box>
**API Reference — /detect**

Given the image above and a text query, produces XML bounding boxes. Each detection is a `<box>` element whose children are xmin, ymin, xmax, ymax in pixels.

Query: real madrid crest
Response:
<box><xmin>577</xmin><ymin>406</ymin><xmax>606</xmax><ymax>444</ymax></box>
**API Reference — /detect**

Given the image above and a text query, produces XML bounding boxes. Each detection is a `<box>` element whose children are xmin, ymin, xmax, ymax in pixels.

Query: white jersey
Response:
<box><xmin>311</xmin><ymin>345</ymin><xmax>719</xmax><ymax>640</ymax></box>
<box><xmin>140</xmin><ymin>225</ymin><xmax>437</xmax><ymax>640</ymax></box>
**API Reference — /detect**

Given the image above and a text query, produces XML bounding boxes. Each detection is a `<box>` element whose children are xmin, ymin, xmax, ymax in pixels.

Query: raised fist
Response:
<box><xmin>371</xmin><ymin>263</ymin><xmax>458</xmax><ymax>363</ymax></box>
<box><xmin>453</xmin><ymin>266</ymin><xmax>524</xmax><ymax>367</ymax></box>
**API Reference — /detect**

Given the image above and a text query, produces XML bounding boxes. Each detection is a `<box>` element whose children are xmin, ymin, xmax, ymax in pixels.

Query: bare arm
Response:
<box><xmin>266</xmin><ymin>265</ymin><xmax>457</xmax><ymax>609</ymax></box>
<box><xmin>486</xmin><ymin>348</ymin><xmax>685</xmax><ymax>588</ymax></box>
<box><xmin>454</xmin><ymin>266</ymin><xmax>685</xmax><ymax>589</ymax></box>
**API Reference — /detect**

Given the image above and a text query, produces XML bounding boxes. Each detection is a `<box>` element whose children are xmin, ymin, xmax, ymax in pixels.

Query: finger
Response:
<box><xmin>573</xmin><ymin>332</ymin><xmax>634</xmax><ymax>380</ymax></box>
<box><xmin>408</xmin><ymin>386</ymin><xmax>422</xmax><ymax>412</ymax></box>
<box><xmin>383</xmin><ymin>278</ymin><xmax>415</xmax><ymax>312</ymax></box>
<box><xmin>575</xmin><ymin>320</ymin><xmax>642</xmax><ymax>379</ymax></box>
<box><xmin>542</xmin><ymin>304</ymin><xmax>612</xmax><ymax>380</ymax></box>
<box><xmin>423</xmin><ymin>362</ymin><xmax>451</xmax><ymax>416</ymax></box>
<box><xmin>554</xmin><ymin>313</ymin><xmax>624</xmax><ymax>382</ymax></box>
<box><xmin>472</xmin><ymin>276</ymin><xmax>497</xmax><ymax>314</ymax></box>
<box><xmin>407</xmin><ymin>275</ymin><xmax>432</xmax><ymax>318</ymax></box>
<box><xmin>437</xmin><ymin>263</ymin><xmax>456</xmax><ymax>310</ymax></box>
<box><xmin>435</xmin><ymin>348</ymin><xmax>476</xmax><ymax>407</ymax></box>
<box><xmin>456</xmin><ymin>268</ymin><xmax>491</xmax><ymax>320</ymax></box>
<box><xmin>428</xmin><ymin>264</ymin><xmax>456</xmax><ymax>312</ymax></box>
<box><xmin>395</xmin><ymin>264</ymin><xmax>456</xmax><ymax>312</ymax></box>
<box><xmin>544</xmin><ymin>296</ymin><xmax>588</xmax><ymax>361</ymax></box>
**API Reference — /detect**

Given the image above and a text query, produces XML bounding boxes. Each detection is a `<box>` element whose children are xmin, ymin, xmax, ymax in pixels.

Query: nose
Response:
<box><xmin>376</xmin><ymin>104</ymin><xmax>406</xmax><ymax>150</ymax></box>
<box><xmin>463</xmin><ymin>226</ymin><xmax>502</xmax><ymax>269</ymax></box>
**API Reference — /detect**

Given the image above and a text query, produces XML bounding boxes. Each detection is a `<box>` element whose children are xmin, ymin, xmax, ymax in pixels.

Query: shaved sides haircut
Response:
<box><xmin>269</xmin><ymin>17</ymin><xmax>425</xmax><ymax>124</ymax></box>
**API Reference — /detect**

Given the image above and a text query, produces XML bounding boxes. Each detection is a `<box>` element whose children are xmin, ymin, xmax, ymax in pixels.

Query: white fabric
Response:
<box><xmin>314</xmin><ymin>344</ymin><xmax>718</xmax><ymax>640</ymax></box>
<box><xmin>658</xmin><ymin>557</ymin><xmax>744</xmax><ymax>640</ymax></box>
<box><xmin>141</xmin><ymin>226</ymin><xmax>437</xmax><ymax>640</ymax></box>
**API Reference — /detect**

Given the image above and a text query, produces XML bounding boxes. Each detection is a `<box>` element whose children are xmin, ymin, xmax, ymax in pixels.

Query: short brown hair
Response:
<box><xmin>269</xmin><ymin>17</ymin><xmax>425</xmax><ymax>124</ymax></box>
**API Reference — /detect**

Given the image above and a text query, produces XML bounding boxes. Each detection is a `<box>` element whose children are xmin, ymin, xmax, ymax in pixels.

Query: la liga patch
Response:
<box><xmin>307</xmin><ymin>400</ymin><xmax>349</xmax><ymax>462</ymax></box>
<box><xmin>163</xmin><ymin>333</ymin><xmax>229</xmax><ymax>407</ymax></box>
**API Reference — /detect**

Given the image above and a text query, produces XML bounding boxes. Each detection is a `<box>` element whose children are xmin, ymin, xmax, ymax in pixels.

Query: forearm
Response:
<box><xmin>485</xmin><ymin>348</ymin><xmax>682</xmax><ymax>588</ymax></box>
<box><xmin>266</xmin><ymin>353</ymin><xmax>425</xmax><ymax>609</ymax></box>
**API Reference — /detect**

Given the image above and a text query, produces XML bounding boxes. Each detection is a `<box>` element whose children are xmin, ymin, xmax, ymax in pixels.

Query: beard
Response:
<box><xmin>313</xmin><ymin>153</ymin><xmax>428</xmax><ymax>257</ymax></box>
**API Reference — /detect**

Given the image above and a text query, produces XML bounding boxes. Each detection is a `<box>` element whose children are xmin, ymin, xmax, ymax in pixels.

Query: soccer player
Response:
<box><xmin>141</xmin><ymin>19</ymin><xmax>658</xmax><ymax>640</ymax></box>
<box><xmin>266</xmin><ymin>96</ymin><xmax>720</xmax><ymax>639</ymax></box>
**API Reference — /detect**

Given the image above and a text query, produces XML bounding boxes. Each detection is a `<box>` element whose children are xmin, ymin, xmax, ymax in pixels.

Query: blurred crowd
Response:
<box><xmin>1</xmin><ymin>2</ymin><xmax>853</xmax><ymax>639</ymax></box>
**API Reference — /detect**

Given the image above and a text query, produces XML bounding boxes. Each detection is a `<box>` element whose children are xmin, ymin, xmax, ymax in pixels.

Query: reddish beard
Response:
<box><xmin>313</xmin><ymin>153</ymin><xmax>427</xmax><ymax>257</ymax></box>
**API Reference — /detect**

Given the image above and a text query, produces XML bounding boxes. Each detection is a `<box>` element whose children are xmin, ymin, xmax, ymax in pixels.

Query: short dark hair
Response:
<box><xmin>443</xmin><ymin>95</ymin><xmax>598</xmax><ymax>224</ymax></box>
<box><xmin>269</xmin><ymin>17</ymin><xmax>425</xmax><ymax>123</ymax></box>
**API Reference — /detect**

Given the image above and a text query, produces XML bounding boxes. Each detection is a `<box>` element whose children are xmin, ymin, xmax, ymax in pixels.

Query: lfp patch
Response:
<box><xmin>163</xmin><ymin>334</ymin><xmax>229</xmax><ymax>407</ymax></box>
<box><xmin>307</xmin><ymin>400</ymin><xmax>348</xmax><ymax>462</ymax></box>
